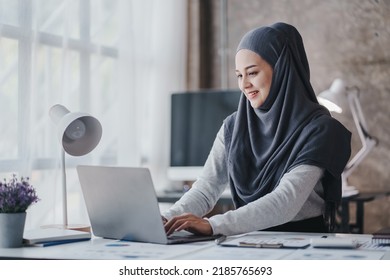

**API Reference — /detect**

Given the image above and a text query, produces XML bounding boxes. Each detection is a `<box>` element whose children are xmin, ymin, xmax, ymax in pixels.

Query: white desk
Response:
<box><xmin>0</xmin><ymin>231</ymin><xmax>389</xmax><ymax>260</ymax></box>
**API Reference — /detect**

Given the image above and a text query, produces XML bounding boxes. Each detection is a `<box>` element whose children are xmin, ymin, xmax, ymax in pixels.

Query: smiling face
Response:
<box><xmin>235</xmin><ymin>49</ymin><xmax>274</xmax><ymax>109</ymax></box>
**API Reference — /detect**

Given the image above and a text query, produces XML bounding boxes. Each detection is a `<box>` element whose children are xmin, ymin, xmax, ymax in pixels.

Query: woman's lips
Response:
<box><xmin>246</xmin><ymin>90</ymin><xmax>259</xmax><ymax>99</ymax></box>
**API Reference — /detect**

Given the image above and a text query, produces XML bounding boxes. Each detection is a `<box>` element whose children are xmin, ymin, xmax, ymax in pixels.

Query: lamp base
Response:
<box><xmin>40</xmin><ymin>224</ymin><xmax>91</xmax><ymax>233</ymax></box>
<box><xmin>342</xmin><ymin>185</ymin><xmax>359</xmax><ymax>198</ymax></box>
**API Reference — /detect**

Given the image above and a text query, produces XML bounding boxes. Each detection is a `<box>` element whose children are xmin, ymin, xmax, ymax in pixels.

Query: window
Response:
<box><xmin>0</xmin><ymin>0</ymin><xmax>187</xmax><ymax>228</ymax></box>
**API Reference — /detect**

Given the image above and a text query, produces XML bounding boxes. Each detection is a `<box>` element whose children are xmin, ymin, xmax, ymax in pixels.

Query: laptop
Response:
<box><xmin>76</xmin><ymin>165</ymin><xmax>221</xmax><ymax>244</ymax></box>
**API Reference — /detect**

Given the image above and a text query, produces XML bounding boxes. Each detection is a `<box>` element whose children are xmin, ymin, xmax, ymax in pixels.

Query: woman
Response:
<box><xmin>163</xmin><ymin>22</ymin><xmax>351</xmax><ymax>236</ymax></box>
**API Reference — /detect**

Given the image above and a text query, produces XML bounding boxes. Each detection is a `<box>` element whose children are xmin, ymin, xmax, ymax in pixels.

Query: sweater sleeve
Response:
<box><xmin>208</xmin><ymin>164</ymin><xmax>325</xmax><ymax>236</ymax></box>
<box><xmin>163</xmin><ymin>125</ymin><xmax>229</xmax><ymax>219</ymax></box>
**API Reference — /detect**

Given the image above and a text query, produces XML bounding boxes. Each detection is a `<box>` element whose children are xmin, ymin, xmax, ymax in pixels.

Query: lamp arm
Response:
<box><xmin>343</xmin><ymin>89</ymin><xmax>378</xmax><ymax>180</ymax></box>
<box><xmin>61</xmin><ymin>150</ymin><xmax>68</xmax><ymax>227</ymax></box>
<box><xmin>343</xmin><ymin>137</ymin><xmax>377</xmax><ymax>179</ymax></box>
<box><xmin>348</xmin><ymin>89</ymin><xmax>369</xmax><ymax>139</ymax></box>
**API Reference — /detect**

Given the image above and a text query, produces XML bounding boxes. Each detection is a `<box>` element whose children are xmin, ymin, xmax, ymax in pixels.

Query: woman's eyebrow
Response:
<box><xmin>235</xmin><ymin>65</ymin><xmax>257</xmax><ymax>72</ymax></box>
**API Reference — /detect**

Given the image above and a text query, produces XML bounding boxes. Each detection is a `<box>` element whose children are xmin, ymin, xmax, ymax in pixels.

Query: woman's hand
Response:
<box><xmin>161</xmin><ymin>216</ymin><xmax>168</xmax><ymax>225</ymax></box>
<box><xmin>164</xmin><ymin>213</ymin><xmax>213</xmax><ymax>236</ymax></box>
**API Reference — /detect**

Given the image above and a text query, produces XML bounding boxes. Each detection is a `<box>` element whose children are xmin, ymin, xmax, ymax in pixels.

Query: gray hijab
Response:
<box><xmin>224</xmin><ymin>22</ymin><xmax>351</xmax><ymax>209</ymax></box>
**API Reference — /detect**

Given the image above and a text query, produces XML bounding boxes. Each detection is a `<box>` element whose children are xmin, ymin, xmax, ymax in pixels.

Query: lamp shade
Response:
<box><xmin>317</xmin><ymin>78</ymin><xmax>348</xmax><ymax>114</ymax></box>
<box><xmin>49</xmin><ymin>104</ymin><xmax>102</xmax><ymax>156</ymax></box>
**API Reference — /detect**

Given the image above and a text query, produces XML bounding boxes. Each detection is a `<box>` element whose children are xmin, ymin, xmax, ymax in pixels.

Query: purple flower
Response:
<box><xmin>0</xmin><ymin>175</ymin><xmax>39</xmax><ymax>213</ymax></box>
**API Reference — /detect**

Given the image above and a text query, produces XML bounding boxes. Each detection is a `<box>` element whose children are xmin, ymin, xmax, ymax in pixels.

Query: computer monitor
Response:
<box><xmin>168</xmin><ymin>89</ymin><xmax>241</xmax><ymax>181</ymax></box>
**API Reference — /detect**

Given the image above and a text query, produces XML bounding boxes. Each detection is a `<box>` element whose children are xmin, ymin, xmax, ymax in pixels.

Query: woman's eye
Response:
<box><xmin>249</xmin><ymin>72</ymin><xmax>257</xmax><ymax>76</ymax></box>
<box><xmin>236</xmin><ymin>74</ymin><xmax>242</xmax><ymax>79</ymax></box>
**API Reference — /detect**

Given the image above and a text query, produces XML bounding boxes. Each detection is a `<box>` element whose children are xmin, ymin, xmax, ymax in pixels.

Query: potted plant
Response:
<box><xmin>0</xmin><ymin>174</ymin><xmax>39</xmax><ymax>247</ymax></box>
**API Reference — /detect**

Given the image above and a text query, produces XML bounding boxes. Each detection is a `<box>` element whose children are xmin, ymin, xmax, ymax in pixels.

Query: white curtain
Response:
<box><xmin>0</xmin><ymin>0</ymin><xmax>187</xmax><ymax>230</ymax></box>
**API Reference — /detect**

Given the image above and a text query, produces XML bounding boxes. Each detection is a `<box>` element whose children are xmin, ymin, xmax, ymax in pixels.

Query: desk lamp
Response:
<box><xmin>317</xmin><ymin>79</ymin><xmax>378</xmax><ymax>197</ymax></box>
<box><xmin>49</xmin><ymin>104</ymin><xmax>102</xmax><ymax>228</ymax></box>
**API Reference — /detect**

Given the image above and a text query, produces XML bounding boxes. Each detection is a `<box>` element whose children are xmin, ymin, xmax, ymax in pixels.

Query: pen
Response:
<box><xmin>239</xmin><ymin>242</ymin><xmax>283</xmax><ymax>248</ymax></box>
<box><xmin>215</xmin><ymin>235</ymin><xmax>227</xmax><ymax>245</ymax></box>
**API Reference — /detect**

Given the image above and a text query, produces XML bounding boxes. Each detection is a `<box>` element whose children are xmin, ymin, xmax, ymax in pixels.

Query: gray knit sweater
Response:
<box><xmin>163</xmin><ymin>125</ymin><xmax>325</xmax><ymax>236</ymax></box>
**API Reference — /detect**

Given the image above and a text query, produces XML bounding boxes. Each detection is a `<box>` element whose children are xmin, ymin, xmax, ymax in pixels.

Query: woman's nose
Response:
<box><xmin>241</xmin><ymin>76</ymin><xmax>251</xmax><ymax>89</ymax></box>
